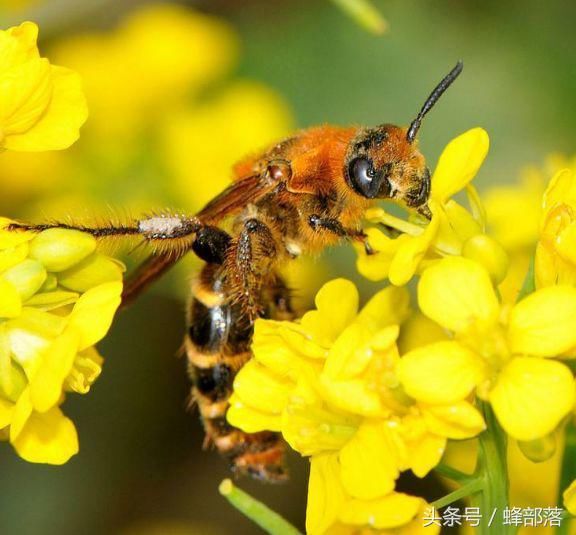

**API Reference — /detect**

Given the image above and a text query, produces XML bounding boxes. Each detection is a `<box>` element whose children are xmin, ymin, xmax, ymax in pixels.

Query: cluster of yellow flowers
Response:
<box><xmin>229</xmin><ymin>128</ymin><xmax>576</xmax><ymax>533</ymax></box>
<box><xmin>0</xmin><ymin>220</ymin><xmax>123</xmax><ymax>464</ymax></box>
<box><xmin>0</xmin><ymin>22</ymin><xmax>122</xmax><ymax>464</ymax></box>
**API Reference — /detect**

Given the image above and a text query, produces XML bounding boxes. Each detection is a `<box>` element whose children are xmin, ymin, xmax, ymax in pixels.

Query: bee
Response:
<box><xmin>9</xmin><ymin>61</ymin><xmax>463</xmax><ymax>481</ymax></box>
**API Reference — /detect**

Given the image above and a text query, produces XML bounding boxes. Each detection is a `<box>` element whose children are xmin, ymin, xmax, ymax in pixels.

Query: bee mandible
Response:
<box><xmin>9</xmin><ymin>61</ymin><xmax>463</xmax><ymax>481</ymax></box>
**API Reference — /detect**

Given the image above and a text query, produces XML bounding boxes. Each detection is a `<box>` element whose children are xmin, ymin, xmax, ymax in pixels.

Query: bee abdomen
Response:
<box><xmin>186</xmin><ymin>264</ymin><xmax>287</xmax><ymax>482</ymax></box>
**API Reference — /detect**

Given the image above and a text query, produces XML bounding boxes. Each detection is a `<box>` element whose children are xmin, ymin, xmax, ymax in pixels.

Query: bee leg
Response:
<box><xmin>8</xmin><ymin>214</ymin><xmax>203</xmax><ymax>243</ymax></box>
<box><xmin>191</xmin><ymin>226</ymin><xmax>232</xmax><ymax>265</ymax></box>
<box><xmin>226</xmin><ymin>218</ymin><xmax>277</xmax><ymax>319</ymax></box>
<box><xmin>308</xmin><ymin>214</ymin><xmax>374</xmax><ymax>254</ymax></box>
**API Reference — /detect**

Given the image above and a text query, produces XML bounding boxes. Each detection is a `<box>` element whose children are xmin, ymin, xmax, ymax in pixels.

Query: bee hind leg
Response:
<box><xmin>225</xmin><ymin>217</ymin><xmax>279</xmax><ymax>319</ymax></box>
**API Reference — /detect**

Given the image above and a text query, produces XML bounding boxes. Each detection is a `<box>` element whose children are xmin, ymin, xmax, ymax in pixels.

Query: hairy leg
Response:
<box><xmin>308</xmin><ymin>214</ymin><xmax>374</xmax><ymax>254</ymax></box>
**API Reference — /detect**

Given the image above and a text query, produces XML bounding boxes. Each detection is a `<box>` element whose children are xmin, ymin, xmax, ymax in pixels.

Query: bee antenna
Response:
<box><xmin>406</xmin><ymin>61</ymin><xmax>464</xmax><ymax>144</ymax></box>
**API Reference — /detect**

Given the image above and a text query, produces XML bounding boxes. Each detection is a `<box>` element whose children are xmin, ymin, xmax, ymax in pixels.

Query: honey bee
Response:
<box><xmin>9</xmin><ymin>61</ymin><xmax>463</xmax><ymax>481</ymax></box>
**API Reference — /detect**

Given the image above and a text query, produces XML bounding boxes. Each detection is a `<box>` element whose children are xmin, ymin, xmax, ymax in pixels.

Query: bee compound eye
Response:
<box><xmin>348</xmin><ymin>157</ymin><xmax>379</xmax><ymax>198</ymax></box>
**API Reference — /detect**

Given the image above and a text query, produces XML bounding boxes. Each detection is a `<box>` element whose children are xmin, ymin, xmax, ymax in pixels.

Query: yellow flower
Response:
<box><xmin>535</xmin><ymin>168</ymin><xmax>576</xmax><ymax>288</ymax></box>
<box><xmin>356</xmin><ymin>128</ymin><xmax>508</xmax><ymax>286</ymax></box>
<box><xmin>0</xmin><ymin>22</ymin><xmax>87</xmax><ymax>151</ymax></box>
<box><xmin>484</xmin><ymin>167</ymin><xmax>546</xmax><ymax>253</ymax></box>
<box><xmin>52</xmin><ymin>4</ymin><xmax>236</xmax><ymax>139</ymax></box>
<box><xmin>309</xmin><ymin>454</ymin><xmax>438</xmax><ymax>535</ymax></box>
<box><xmin>408</xmin><ymin>256</ymin><xmax>576</xmax><ymax>441</ymax></box>
<box><xmin>0</xmin><ymin>219</ymin><xmax>123</xmax><ymax>464</ymax></box>
<box><xmin>228</xmin><ymin>279</ymin><xmax>483</xmax><ymax>533</ymax></box>
<box><xmin>484</xmin><ymin>154</ymin><xmax>576</xmax><ymax>303</ymax></box>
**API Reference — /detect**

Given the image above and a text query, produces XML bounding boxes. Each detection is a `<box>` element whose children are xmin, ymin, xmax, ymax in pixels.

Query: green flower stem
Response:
<box><xmin>329</xmin><ymin>0</ymin><xmax>388</xmax><ymax>34</ymax></box>
<box><xmin>219</xmin><ymin>479</ymin><xmax>303</xmax><ymax>535</ymax></box>
<box><xmin>431</xmin><ymin>479</ymin><xmax>483</xmax><ymax>509</ymax></box>
<box><xmin>472</xmin><ymin>403</ymin><xmax>514</xmax><ymax>535</ymax></box>
<box><xmin>516</xmin><ymin>256</ymin><xmax>535</xmax><ymax>302</ymax></box>
<box><xmin>556</xmin><ymin>420</ymin><xmax>576</xmax><ymax>534</ymax></box>
<box><xmin>435</xmin><ymin>462</ymin><xmax>476</xmax><ymax>484</ymax></box>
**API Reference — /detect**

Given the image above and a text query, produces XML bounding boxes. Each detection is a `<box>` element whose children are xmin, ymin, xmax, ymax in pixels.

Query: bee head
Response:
<box><xmin>344</xmin><ymin>124</ymin><xmax>430</xmax><ymax>209</ymax></box>
<box><xmin>344</xmin><ymin>61</ymin><xmax>463</xmax><ymax>214</ymax></box>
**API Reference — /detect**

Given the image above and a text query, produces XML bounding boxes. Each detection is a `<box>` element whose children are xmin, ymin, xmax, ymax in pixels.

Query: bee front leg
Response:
<box><xmin>308</xmin><ymin>214</ymin><xmax>374</xmax><ymax>254</ymax></box>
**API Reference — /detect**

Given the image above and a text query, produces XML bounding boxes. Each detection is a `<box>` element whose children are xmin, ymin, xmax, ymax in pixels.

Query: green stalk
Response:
<box><xmin>431</xmin><ymin>479</ymin><xmax>483</xmax><ymax>510</ymax></box>
<box><xmin>471</xmin><ymin>403</ymin><xmax>514</xmax><ymax>535</ymax></box>
<box><xmin>219</xmin><ymin>479</ymin><xmax>304</xmax><ymax>535</ymax></box>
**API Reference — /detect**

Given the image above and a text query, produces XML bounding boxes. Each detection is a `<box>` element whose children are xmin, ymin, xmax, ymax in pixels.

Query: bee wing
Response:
<box><xmin>121</xmin><ymin>251</ymin><xmax>184</xmax><ymax>307</ymax></box>
<box><xmin>196</xmin><ymin>173</ymin><xmax>277</xmax><ymax>224</ymax></box>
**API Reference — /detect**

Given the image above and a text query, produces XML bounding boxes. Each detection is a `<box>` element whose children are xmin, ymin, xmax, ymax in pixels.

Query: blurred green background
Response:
<box><xmin>1</xmin><ymin>0</ymin><xmax>575</xmax><ymax>533</ymax></box>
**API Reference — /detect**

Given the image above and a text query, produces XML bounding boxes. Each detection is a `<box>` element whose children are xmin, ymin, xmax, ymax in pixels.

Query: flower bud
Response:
<box><xmin>517</xmin><ymin>432</ymin><xmax>557</xmax><ymax>463</ymax></box>
<box><xmin>2</xmin><ymin>259</ymin><xmax>47</xmax><ymax>300</ymax></box>
<box><xmin>57</xmin><ymin>254</ymin><xmax>125</xmax><ymax>292</ymax></box>
<box><xmin>28</xmin><ymin>229</ymin><xmax>96</xmax><ymax>272</ymax></box>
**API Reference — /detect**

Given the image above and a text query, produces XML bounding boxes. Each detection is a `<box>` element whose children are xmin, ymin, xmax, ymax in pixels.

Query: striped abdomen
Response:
<box><xmin>186</xmin><ymin>263</ymin><xmax>287</xmax><ymax>481</ymax></box>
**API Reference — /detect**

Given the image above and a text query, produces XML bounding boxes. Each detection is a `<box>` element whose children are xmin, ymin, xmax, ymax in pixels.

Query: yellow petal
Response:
<box><xmin>300</xmin><ymin>279</ymin><xmax>359</xmax><ymax>347</ymax></box>
<box><xmin>0</xmin><ymin>278</ymin><xmax>22</xmax><ymax>318</ymax></box>
<box><xmin>489</xmin><ymin>357</ymin><xmax>576</xmax><ymax>441</ymax></box>
<box><xmin>356</xmin><ymin>285</ymin><xmax>410</xmax><ymax>332</ymax></box>
<box><xmin>232</xmin><ymin>361</ymin><xmax>291</xmax><ymax>413</ymax></box>
<box><xmin>563</xmin><ymin>480</ymin><xmax>576</xmax><ymax>516</ymax></box>
<box><xmin>12</xmin><ymin>405</ymin><xmax>79</xmax><ymax>465</ymax></box>
<box><xmin>4</xmin><ymin>65</ymin><xmax>88</xmax><ymax>151</ymax></box>
<box><xmin>543</xmin><ymin>169</ymin><xmax>576</xmax><ymax>213</ymax></box>
<box><xmin>389</xmin><ymin>212</ymin><xmax>440</xmax><ymax>286</ymax></box>
<box><xmin>64</xmin><ymin>346</ymin><xmax>103</xmax><ymax>394</ymax></box>
<box><xmin>0</xmin><ymin>398</ymin><xmax>14</xmax><ymax>428</ymax></box>
<box><xmin>462</xmin><ymin>234</ymin><xmax>509</xmax><ymax>284</ymax></box>
<box><xmin>421</xmin><ymin>401</ymin><xmax>486</xmax><ymax>439</ymax></box>
<box><xmin>0</xmin><ymin>58</ymin><xmax>52</xmax><ymax>136</ymax></box>
<box><xmin>25</xmin><ymin>290</ymin><xmax>79</xmax><ymax>310</ymax></box>
<box><xmin>251</xmin><ymin>320</ymin><xmax>320</xmax><ymax>377</ymax></box>
<box><xmin>339</xmin><ymin>492</ymin><xmax>422</xmax><ymax>529</ymax></box>
<box><xmin>226</xmin><ymin>394</ymin><xmax>281</xmax><ymax>433</ymax></box>
<box><xmin>320</xmin><ymin>376</ymin><xmax>383</xmax><ymax>417</ymax></box>
<box><xmin>431</xmin><ymin>128</ymin><xmax>489</xmax><ymax>202</ymax></box>
<box><xmin>398</xmin><ymin>312</ymin><xmax>448</xmax><ymax>353</ymax></box>
<box><xmin>29</xmin><ymin>328</ymin><xmax>79</xmax><ymax>412</ymax></box>
<box><xmin>68</xmin><ymin>281</ymin><xmax>122</xmax><ymax>350</ymax></box>
<box><xmin>0</xmin><ymin>22</ymin><xmax>39</xmax><ymax>72</ymax></box>
<box><xmin>556</xmin><ymin>223</ymin><xmax>576</xmax><ymax>266</ymax></box>
<box><xmin>339</xmin><ymin>421</ymin><xmax>399</xmax><ymax>499</ymax></box>
<box><xmin>355</xmin><ymin>227</ymin><xmax>404</xmax><ymax>282</ymax></box>
<box><xmin>405</xmin><ymin>432</ymin><xmax>446</xmax><ymax>477</ymax></box>
<box><xmin>508</xmin><ymin>286</ymin><xmax>576</xmax><ymax>357</ymax></box>
<box><xmin>9</xmin><ymin>386</ymin><xmax>33</xmax><ymax>441</ymax></box>
<box><xmin>306</xmin><ymin>453</ymin><xmax>347</xmax><ymax>535</ymax></box>
<box><xmin>398</xmin><ymin>341</ymin><xmax>484</xmax><ymax>404</ymax></box>
<box><xmin>418</xmin><ymin>256</ymin><xmax>499</xmax><ymax>333</ymax></box>
<box><xmin>324</xmin><ymin>323</ymin><xmax>377</xmax><ymax>380</ymax></box>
